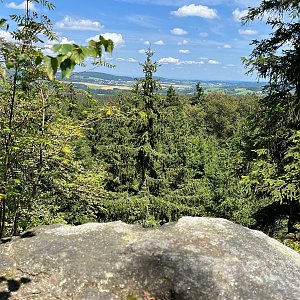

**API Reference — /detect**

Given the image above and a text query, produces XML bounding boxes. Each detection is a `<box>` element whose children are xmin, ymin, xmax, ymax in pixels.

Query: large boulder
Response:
<box><xmin>0</xmin><ymin>217</ymin><xmax>300</xmax><ymax>300</ymax></box>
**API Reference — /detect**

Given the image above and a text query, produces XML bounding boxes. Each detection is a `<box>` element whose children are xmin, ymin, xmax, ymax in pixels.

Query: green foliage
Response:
<box><xmin>45</xmin><ymin>36</ymin><xmax>114</xmax><ymax>79</ymax></box>
<box><xmin>84</xmin><ymin>58</ymin><xmax>257</xmax><ymax>228</ymax></box>
<box><xmin>190</xmin><ymin>82</ymin><xmax>204</xmax><ymax>105</ymax></box>
<box><xmin>0</xmin><ymin>0</ymin><xmax>114</xmax><ymax>237</ymax></box>
<box><xmin>132</xmin><ymin>49</ymin><xmax>163</xmax><ymax>194</ymax></box>
<box><xmin>127</xmin><ymin>295</ymin><xmax>139</xmax><ymax>300</ymax></box>
<box><xmin>283</xmin><ymin>239</ymin><xmax>300</xmax><ymax>254</ymax></box>
<box><xmin>0</xmin><ymin>19</ymin><xmax>7</xmax><ymax>27</ymax></box>
<box><xmin>0</xmin><ymin>0</ymin><xmax>298</xmax><ymax>258</ymax></box>
<box><xmin>242</xmin><ymin>0</ymin><xmax>300</xmax><ymax>233</ymax></box>
<box><xmin>0</xmin><ymin>1</ymin><xmax>114</xmax><ymax>81</ymax></box>
<box><xmin>165</xmin><ymin>85</ymin><xmax>180</xmax><ymax>107</ymax></box>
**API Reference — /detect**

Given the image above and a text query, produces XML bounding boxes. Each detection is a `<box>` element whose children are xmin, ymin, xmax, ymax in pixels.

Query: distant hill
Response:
<box><xmin>71</xmin><ymin>71</ymin><xmax>265</xmax><ymax>85</ymax></box>
<box><xmin>69</xmin><ymin>71</ymin><xmax>265</xmax><ymax>96</ymax></box>
<box><xmin>71</xmin><ymin>71</ymin><xmax>133</xmax><ymax>82</ymax></box>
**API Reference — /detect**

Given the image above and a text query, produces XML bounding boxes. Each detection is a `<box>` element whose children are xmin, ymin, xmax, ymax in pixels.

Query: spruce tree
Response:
<box><xmin>134</xmin><ymin>49</ymin><xmax>162</xmax><ymax>195</ymax></box>
<box><xmin>190</xmin><ymin>82</ymin><xmax>204</xmax><ymax>105</ymax></box>
<box><xmin>165</xmin><ymin>85</ymin><xmax>180</xmax><ymax>107</ymax></box>
<box><xmin>242</xmin><ymin>0</ymin><xmax>300</xmax><ymax>233</ymax></box>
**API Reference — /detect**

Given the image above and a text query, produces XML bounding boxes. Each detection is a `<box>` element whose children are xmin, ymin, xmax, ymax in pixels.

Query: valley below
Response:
<box><xmin>70</xmin><ymin>71</ymin><xmax>265</xmax><ymax>96</ymax></box>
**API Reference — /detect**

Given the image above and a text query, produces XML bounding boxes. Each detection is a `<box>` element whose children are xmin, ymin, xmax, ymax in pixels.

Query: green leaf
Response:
<box><xmin>88</xmin><ymin>39</ymin><xmax>103</xmax><ymax>58</ymax></box>
<box><xmin>88</xmin><ymin>40</ymin><xmax>97</xmax><ymax>49</ymax></box>
<box><xmin>5</xmin><ymin>60</ymin><xmax>15</xmax><ymax>69</ymax></box>
<box><xmin>52</xmin><ymin>44</ymin><xmax>62</xmax><ymax>53</ymax></box>
<box><xmin>0</xmin><ymin>18</ymin><xmax>7</xmax><ymax>27</ymax></box>
<box><xmin>17</xmin><ymin>54</ymin><xmax>29</xmax><ymax>63</ymax></box>
<box><xmin>100</xmin><ymin>36</ymin><xmax>114</xmax><ymax>53</ymax></box>
<box><xmin>44</xmin><ymin>56</ymin><xmax>58</xmax><ymax>80</ymax></box>
<box><xmin>60</xmin><ymin>58</ymin><xmax>75</xmax><ymax>79</ymax></box>
<box><xmin>80</xmin><ymin>46</ymin><xmax>94</xmax><ymax>57</ymax></box>
<box><xmin>71</xmin><ymin>47</ymin><xmax>85</xmax><ymax>64</ymax></box>
<box><xmin>35</xmin><ymin>55</ymin><xmax>43</xmax><ymax>66</ymax></box>
<box><xmin>88</xmin><ymin>48</ymin><xmax>98</xmax><ymax>59</ymax></box>
<box><xmin>52</xmin><ymin>44</ymin><xmax>74</xmax><ymax>56</ymax></box>
<box><xmin>3</xmin><ymin>127</ymin><xmax>11</xmax><ymax>134</ymax></box>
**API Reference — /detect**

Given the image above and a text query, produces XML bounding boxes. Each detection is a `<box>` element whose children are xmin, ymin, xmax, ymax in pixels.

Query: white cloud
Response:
<box><xmin>171</xmin><ymin>4</ymin><xmax>218</xmax><ymax>19</ymax></box>
<box><xmin>6</xmin><ymin>1</ymin><xmax>36</xmax><ymax>10</ymax></box>
<box><xmin>158</xmin><ymin>57</ymin><xmax>204</xmax><ymax>65</ymax></box>
<box><xmin>138</xmin><ymin>49</ymin><xmax>146</xmax><ymax>54</ymax></box>
<box><xmin>200</xmin><ymin>57</ymin><xmax>208</xmax><ymax>60</ymax></box>
<box><xmin>171</xmin><ymin>28</ymin><xmax>188</xmax><ymax>35</ymax></box>
<box><xmin>208</xmin><ymin>59</ymin><xmax>220</xmax><ymax>64</ymax></box>
<box><xmin>182</xmin><ymin>60</ymin><xmax>204</xmax><ymax>65</ymax></box>
<box><xmin>226</xmin><ymin>64</ymin><xmax>235</xmax><ymax>67</ymax></box>
<box><xmin>158</xmin><ymin>57</ymin><xmax>180</xmax><ymax>64</ymax></box>
<box><xmin>178</xmin><ymin>39</ymin><xmax>188</xmax><ymax>45</ymax></box>
<box><xmin>55</xmin><ymin>16</ymin><xmax>103</xmax><ymax>31</ymax></box>
<box><xmin>87</xmin><ymin>33</ymin><xmax>125</xmax><ymax>47</ymax></box>
<box><xmin>0</xmin><ymin>30</ymin><xmax>14</xmax><ymax>42</ymax></box>
<box><xmin>45</xmin><ymin>36</ymin><xmax>75</xmax><ymax>46</ymax></box>
<box><xmin>102</xmin><ymin>33</ymin><xmax>125</xmax><ymax>46</ymax></box>
<box><xmin>238</xmin><ymin>29</ymin><xmax>258</xmax><ymax>35</ymax></box>
<box><xmin>223</xmin><ymin>44</ymin><xmax>232</xmax><ymax>49</ymax></box>
<box><xmin>179</xmin><ymin>49</ymin><xmax>190</xmax><ymax>54</ymax></box>
<box><xmin>59</xmin><ymin>37</ymin><xmax>75</xmax><ymax>44</ymax></box>
<box><xmin>128</xmin><ymin>57</ymin><xmax>137</xmax><ymax>62</ymax></box>
<box><xmin>116</xmin><ymin>57</ymin><xmax>125</xmax><ymax>61</ymax></box>
<box><xmin>144</xmin><ymin>40</ymin><xmax>150</xmax><ymax>45</ymax></box>
<box><xmin>86</xmin><ymin>35</ymin><xmax>98</xmax><ymax>42</ymax></box>
<box><xmin>232</xmin><ymin>8</ymin><xmax>248</xmax><ymax>22</ymax></box>
<box><xmin>199</xmin><ymin>32</ymin><xmax>209</xmax><ymax>37</ymax></box>
<box><xmin>154</xmin><ymin>40</ymin><xmax>165</xmax><ymax>45</ymax></box>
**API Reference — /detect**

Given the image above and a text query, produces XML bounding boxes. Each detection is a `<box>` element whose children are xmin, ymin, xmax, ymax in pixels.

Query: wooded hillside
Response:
<box><xmin>0</xmin><ymin>0</ymin><xmax>299</xmax><ymax>252</ymax></box>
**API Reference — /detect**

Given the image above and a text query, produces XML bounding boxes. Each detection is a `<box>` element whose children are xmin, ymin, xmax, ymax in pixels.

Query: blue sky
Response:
<box><xmin>1</xmin><ymin>0</ymin><xmax>270</xmax><ymax>81</ymax></box>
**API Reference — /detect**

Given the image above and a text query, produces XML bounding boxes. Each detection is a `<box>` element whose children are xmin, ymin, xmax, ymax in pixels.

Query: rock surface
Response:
<box><xmin>1</xmin><ymin>217</ymin><xmax>300</xmax><ymax>300</ymax></box>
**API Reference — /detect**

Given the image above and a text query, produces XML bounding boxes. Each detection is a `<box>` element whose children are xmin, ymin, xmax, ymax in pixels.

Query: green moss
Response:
<box><xmin>4</xmin><ymin>269</ymin><xmax>15</xmax><ymax>280</ymax></box>
<box><xmin>284</xmin><ymin>240</ymin><xmax>300</xmax><ymax>254</ymax></box>
<box><xmin>126</xmin><ymin>295</ymin><xmax>139</xmax><ymax>300</ymax></box>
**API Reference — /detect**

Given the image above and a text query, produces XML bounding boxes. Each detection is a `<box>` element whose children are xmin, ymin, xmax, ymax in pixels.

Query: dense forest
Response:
<box><xmin>0</xmin><ymin>0</ymin><xmax>299</xmax><ymax>252</ymax></box>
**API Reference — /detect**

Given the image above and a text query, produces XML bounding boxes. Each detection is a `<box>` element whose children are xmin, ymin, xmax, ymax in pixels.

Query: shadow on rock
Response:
<box><xmin>0</xmin><ymin>276</ymin><xmax>31</xmax><ymax>300</ymax></box>
<box><xmin>0</xmin><ymin>238</ymin><xmax>12</xmax><ymax>245</ymax></box>
<box><xmin>20</xmin><ymin>231</ymin><xmax>36</xmax><ymax>239</ymax></box>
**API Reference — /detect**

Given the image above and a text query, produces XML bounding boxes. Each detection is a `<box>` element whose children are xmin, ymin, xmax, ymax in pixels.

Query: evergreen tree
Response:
<box><xmin>190</xmin><ymin>82</ymin><xmax>204</xmax><ymax>105</ymax></box>
<box><xmin>242</xmin><ymin>0</ymin><xmax>300</xmax><ymax>233</ymax></box>
<box><xmin>165</xmin><ymin>85</ymin><xmax>180</xmax><ymax>107</ymax></box>
<box><xmin>133</xmin><ymin>49</ymin><xmax>162</xmax><ymax>195</ymax></box>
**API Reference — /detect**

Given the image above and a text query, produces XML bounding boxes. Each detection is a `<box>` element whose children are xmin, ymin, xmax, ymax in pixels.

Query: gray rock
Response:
<box><xmin>0</xmin><ymin>217</ymin><xmax>300</xmax><ymax>300</ymax></box>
